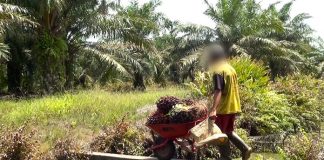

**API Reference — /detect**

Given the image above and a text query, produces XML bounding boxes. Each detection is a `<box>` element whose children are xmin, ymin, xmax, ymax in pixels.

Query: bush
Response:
<box><xmin>230</xmin><ymin>55</ymin><xmax>270</xmax><ymax>92</ymax></box>
<box><xmin>279</xmin><ymin>132</ymin><xmax>323</xmax><ymax>160</ymax></box>
<box><xmin>51</xmin><ymin>138</ymin><xmax>89</xmax><ymax>160</ymax></box>
<box><xmin>185</xmin><ymin>71</ymin><xmax>213</xmax><ymax>98</ymax></box>
<box><xmin>90</xmin><ymin>117</ymin><xmax>151</xmax><ymax>156</ymax></box>
<box><xmin>232</xmin><ymin>56</ymin><xmax>297</xmax><ymax>135</ymax></box>
<box><xmin>0</xmin><ymin>126</ymin><xmax>38</xmax><ymax>160</ymax></box>
<box><xmin>272</xmin><ymin>74</ymin><xmax>324</xmax><ymax>132</ymax></box>
<box><xmin>238</xmin><ymin>88</ymin><xmax>297</xmax><ymax>135</ymax></box>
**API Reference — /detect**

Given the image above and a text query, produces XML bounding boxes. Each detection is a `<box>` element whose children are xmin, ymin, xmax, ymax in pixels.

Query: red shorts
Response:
<box><xmin>214</xmin><ymin>114</ymin><xmax>236</xmax><ymax>134</ymax></box>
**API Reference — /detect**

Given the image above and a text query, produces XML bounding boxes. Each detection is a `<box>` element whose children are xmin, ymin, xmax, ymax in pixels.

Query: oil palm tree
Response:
<box><xmin>155</xmin><ymin>22</ymin><xmax>215</xmax><ymax>83</ymax></box>
<box><xmin>181</xmin><ymin>0</ymin><xmax>307</xmax><ymax>79</ymax></box>
<box><xmin>1</xmin><ymin>0</ymin><xmax>71</xmax><ymax>92</ymax></box>
<box><xmin>266</xmin><ymin>1</ymin><xmax>321</xmax><ymax>77</ymax></box>
<box><xmin>0</xmin><ymin>2</ymin><xmax>38</xmax><ymax>93</ymax></box>
<box><xmin>2</xmin><ymin>0</ymin><xmax>152</xmax><ymax>92</ymax></box>
<box><xmin>0</xmin><ymin>2</ymin><xmax>36</xmax><ymax>60</ymax></box>
<box><xmin>84</xmin><ymin>0</ymin><xmax>162</xmax><ymax>90</ymax></box>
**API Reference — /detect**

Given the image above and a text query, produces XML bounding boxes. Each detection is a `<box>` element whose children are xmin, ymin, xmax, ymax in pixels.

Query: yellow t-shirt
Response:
<box><xmin>209</xmin><ymin>61</ymin><xmax>241</xmax><ymax>114</ymax></box>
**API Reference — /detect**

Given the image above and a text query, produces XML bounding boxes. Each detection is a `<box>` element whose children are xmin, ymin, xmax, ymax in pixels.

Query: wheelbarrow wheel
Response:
<box><xmin>153</xmin><ymin>137</ymin><xmax>176</xmax><ymax>160</ymax></box>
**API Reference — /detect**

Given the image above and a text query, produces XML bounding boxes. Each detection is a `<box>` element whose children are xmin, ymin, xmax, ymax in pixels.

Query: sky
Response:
<box><xmin>122</xmin><ymin>0</ymin><xmax>324</xmax><ymax>39</ymax></box>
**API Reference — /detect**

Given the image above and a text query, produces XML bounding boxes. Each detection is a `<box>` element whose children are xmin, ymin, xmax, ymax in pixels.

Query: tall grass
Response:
<box><xmin>0</xmin><ymin>87</ymin><xmax>189</xmax><ymax>128</ymax></box>
<box><xmin>0</xmin><ymin>87</ymin><xmax>189</xmax><ymax>150</ymax></box>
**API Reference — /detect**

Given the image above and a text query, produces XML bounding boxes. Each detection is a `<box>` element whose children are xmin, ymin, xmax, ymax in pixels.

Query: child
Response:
<box><xmin>207</xmin><ymin>44</ymin><xmax>252</xmax><ymax>160</ymax></box>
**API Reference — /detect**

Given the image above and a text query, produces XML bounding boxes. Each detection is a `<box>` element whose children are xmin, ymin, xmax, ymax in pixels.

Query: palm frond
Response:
<box><xmin>203</xmin><ymin>0</ymin><xmax>218</xmax><ymax>23</ymax></box>
<box><xmin>84</xmin><ymin>46</ymin><xmax>130</xmax><ymax>76</ymax></box>
<box><xmin>216</xmin><ymin>23</ymin><xmax>232</xmax><ymax>41</ymax></box>
<box><xmin>231</xmin><ymin>44</ymin><xmax>248</xmax><ymax>56</ymax></box>
<box><xmin>290</xmin><ymin>13</ymin><xmax>311</xmax><ymax>25</ymax></box>
<box><xmin>238</xmin><ymin>36</ymin><xmax>278</xmax><ymax>49</ymax></box>
<box><xmin>0</xmin><ymin>42</ymin><xmax>9</xmax><ymax>60</ymax></box>
<box><xmin>0</xmin><ymin>3</ymin><xmax>37</xmax><ymax>33</ymax></box>
<box><xmin>278</xmin><ymin>1</ymin><xmax>293</xmax><ymax>22</ymax></box>
<box><xmin>178</xmin><ymin>24</ymin><xmax>216</xmax><ymax>41</ymax></box>
<box><xmin>92</xmin><ymin>41</ymin><xmax>144</xmax><ymax>72</ymax></box>
<box><xmin>238</xmin><ymin>36</ymin><xmax>305</xmax><ymax>62</ymax></box>
<box><xmin>271</xmin><ymin>56</ymin><xmax>299</xmax><ymax>72</ymax></box>
<box><xmin>180</xmin><ymin>50</ymin><xmax>202</xmax><ymax>68</ymax></box>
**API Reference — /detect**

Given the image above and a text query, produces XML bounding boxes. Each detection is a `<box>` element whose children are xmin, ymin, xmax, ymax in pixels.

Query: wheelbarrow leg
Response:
<box><xmin>175</xmin><ymin>139</ymin><xmax>199</xmax><ymax>160</ymax></box>
<box><xmin>150</xmin><ymin>130</ymin><xmax>158</xmax><ymax>141</ymax></box>
<box><xmin>149</xmin><ymin>132</ymin><xmax>176</xmax><ymax>160</ymax></box>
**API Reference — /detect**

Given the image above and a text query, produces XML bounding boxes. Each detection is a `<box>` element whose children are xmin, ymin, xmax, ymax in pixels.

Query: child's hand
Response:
<box><xmin>208</xmin><ymin>110</ymin><xmax>216</xmax><ymax>117</ymax></box>
<box><xmin>209</xmin><ymin>115</ymin><xmax>217</xmax><ymax>121</ymax></box>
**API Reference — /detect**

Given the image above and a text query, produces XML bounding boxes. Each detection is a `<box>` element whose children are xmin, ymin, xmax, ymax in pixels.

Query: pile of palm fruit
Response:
<box><xmin>147</xmin><ymin>96</ymin><xmax>207</xmax><ymax>125</ymax></box>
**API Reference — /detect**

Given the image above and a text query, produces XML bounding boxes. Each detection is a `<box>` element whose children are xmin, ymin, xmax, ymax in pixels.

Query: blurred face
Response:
<box><xmin>207</xmin><ymin>45</ymin><xmax>226</xmax><ymax>65</ymax></box>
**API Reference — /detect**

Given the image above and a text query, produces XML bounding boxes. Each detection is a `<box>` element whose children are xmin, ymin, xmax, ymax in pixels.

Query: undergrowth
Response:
<box><xmin>0</xmin><ymin>87</ymin><xmax>188</xmax><ymax>128</ymax></box>
<box><xmin>0</xmin><ymin>126</ymin><xmax>37</xmax><ymax>160</ymax></box>
<box><xmin>0</xmin><ymin>87</ymin><xmax>188</xmax><ymax>157</ymax></box>
<box><xmin>90</xmin><ymin>116</ymin><xmax>153</xmax><ymax>156</ymax></box>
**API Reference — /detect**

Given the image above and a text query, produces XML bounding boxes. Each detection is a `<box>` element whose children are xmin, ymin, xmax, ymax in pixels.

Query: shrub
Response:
<box><xmin>185</xmin><ymin>71</ymin><xmax>213</xmax><ymax>98</ymax></box>
<box><xmin>272</xmin><ymin>74</ymin><xmax>324</xmax><ymax>132</ymax></box>
<box><xmin>279</xmin><ymin>132</ymin><xmax>323</xmax><ymax>160</ymax></box>
<box><xmin>230</xmin><ymin>55</ymin><xmax>270</xmax><ymax>92</ymax></box>
<box><xmin>52</xmin><ymin>138</ymin><xmax>89</xmax><ymax>160</ymax></box>
<box><xmin>238</xmin><ymin>88</ymin><xmax>297</xmax><ymax>135</ymax></box>
<box><xmin>90</xmin><ymin>117</ymin><xmax>151</xmax><ymax>156</ymax></box>
<box><xmin>0</xmin><ymin>126</ymin><xmax>37</xmax><ymax>160</ymax></box>
<box><xmin>232</xmin><ymin>56</ymin><xmax>297</xmax><ymax>135</ymax></box>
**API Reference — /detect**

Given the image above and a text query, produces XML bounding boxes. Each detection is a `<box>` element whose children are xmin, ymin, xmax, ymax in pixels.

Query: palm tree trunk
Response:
<box><xmin>65</xmin><ymin>47</ymin><xmax>75</xmax><ymax>89</ymax></box>
<box><xmin>133</xmin><ymin>72</ymin><xmax>145</xmax><ymax>90</ymax></box>
<box><xmin>5</xmin><ymin>39</ymin><xmax>24</xmax><ymax>95</ymax></box>
<box><xmin>188</xmin><ymin>66</ymin><xmax>195</xmax><ymax>82</ymax></box>
<box><xmin>170</xmin><ymin>64</ymin><xmax>181</xmax><ymax>84</ymax></box>
<box><xmin>24</xmin><ymin>59</ymin><xmax>35</xmax><ymax>94</ymax></box>
<box><xmin>222</xmin><ymin>42</ymin><xmax>233</xmax><ymax>57</ymax></box>
<box><xmin>7</xmin><ymin>59</ymin><xmax>22</xmax><ymax>94</ymax></box>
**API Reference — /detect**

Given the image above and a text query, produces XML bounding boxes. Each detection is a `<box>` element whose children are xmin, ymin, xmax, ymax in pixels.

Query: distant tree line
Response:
<box><xmin>0</xmin><ymin>0</ymin><xmax>323</xmax><ymax>95</ymax></box>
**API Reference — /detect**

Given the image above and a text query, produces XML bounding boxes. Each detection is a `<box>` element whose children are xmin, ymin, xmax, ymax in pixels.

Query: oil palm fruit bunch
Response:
<box><xmin>156</xmin><ymin>96</ymin><xmax>181</xmax><ymax>114</ymax></box>
<box><xmin>147</xmin><ymin>111</ymin><xmax>170</xmax><ymax>124</ymax></box>
<box><xmin>188</xmin><ymin>104</ymin><xmax>208</xmax><ymax>120</ymax></box>
<box><xmin>182</xmin><ymin>99</ymin><xmax>195</xmax><ymax>105</ymax></box>
<box><xmin>168</xmin><ymin>104</ymin><xmax>195</xmax><ymax>123</ymax></box>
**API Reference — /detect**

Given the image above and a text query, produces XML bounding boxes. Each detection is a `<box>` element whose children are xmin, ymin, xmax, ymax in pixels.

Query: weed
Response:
<box><xmin>90</xmin><ymin>116</ymin><xmax>152</xmax><ymax>156</ymax></box>
<box><xmin>52</xmin><ymin>138</ymin><xmax>89</xmax><ymax>160</ymax></box>
<box><xmin>279</xmin><ymin>132</ymin><xmax>323</xmax><ymax>160</ymax></box>
<box><xmin>0</xmin><ymin>126</ymin><xmax>37</xmax><ymax>160</ymax></box>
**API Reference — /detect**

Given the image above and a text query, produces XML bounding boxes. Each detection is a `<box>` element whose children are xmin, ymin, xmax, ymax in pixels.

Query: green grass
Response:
<box><xmin>233</xmin><ymin>153</ymin><xmax>281</xmax><ymax>160</ymax></box>
<box><xmin>0</xmin><ymin>87</ymin><xmax>189</xmax><ymax>128</ymax></box>
<box><xmin>0</xmin><ymin>87</ymin><xmax>189</xmax><ymax>149</ymax></box>
<box><xmin>251</xmin><ymin>153</ymin><xmax>281</xmax><ymax>160</ymax></box>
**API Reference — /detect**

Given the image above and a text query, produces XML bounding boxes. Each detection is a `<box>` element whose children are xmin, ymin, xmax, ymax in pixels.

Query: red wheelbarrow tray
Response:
<box><xmin>146</xmin><ymin>117</ymin><xmax>206</xmax><ymax>139</ymax></box>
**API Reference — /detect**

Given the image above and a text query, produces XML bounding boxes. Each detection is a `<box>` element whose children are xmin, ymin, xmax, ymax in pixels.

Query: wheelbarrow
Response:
<box><xmin>146</xmin><ymin>117</ymin><xmax>227</xmax><ymax>160</ymax></box>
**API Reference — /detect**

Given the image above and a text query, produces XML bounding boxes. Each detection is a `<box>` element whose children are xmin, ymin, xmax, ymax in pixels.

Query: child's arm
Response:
<box><xmin>209</xmin><ymin>90</ymin><xmax>222</xmax><ymax>117</ymax></box>
<box><xmin>209</xmin><ymin>74</ymin><xmax>224</xmax><ymax>117</ymax></box>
